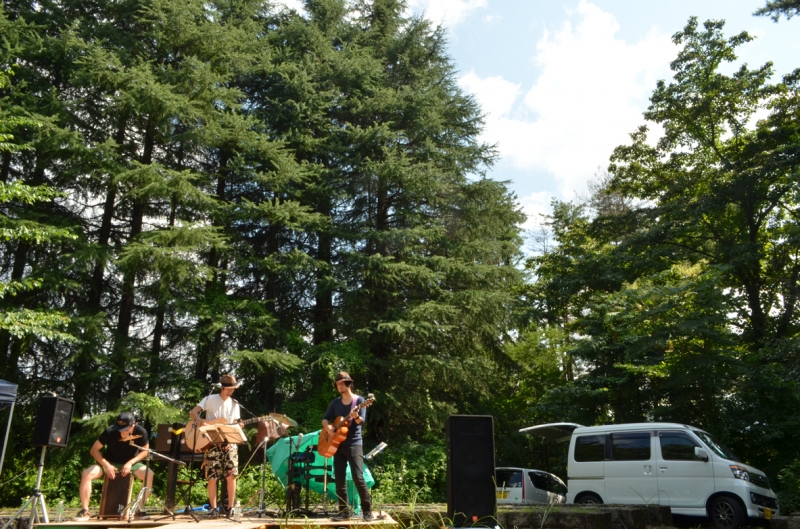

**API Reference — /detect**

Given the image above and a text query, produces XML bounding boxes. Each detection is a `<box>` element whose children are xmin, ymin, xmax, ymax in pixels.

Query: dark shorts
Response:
<box><xmin>102</xmin><ymin>462</ymin><xmax>145</xmax><ymax>474</ymax></box>
<box><xmin>203</xmin><ymin>444</ymin><xmax>238</xmax><ymax>480</ymax></box>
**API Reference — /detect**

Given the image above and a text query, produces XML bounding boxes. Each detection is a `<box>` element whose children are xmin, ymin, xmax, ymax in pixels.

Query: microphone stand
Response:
<box><xmin>285</xmin><ymin>434</ymin><xmax>303</xmax><ymax>516</ymax></box>
<box><xmin>122</xmin><ymin>445</ymin><xmax>185</xmax><ymax>522</ymax></box>
<box><xmin>177</xmin><ymin>384</ymin><xmax>217</xmax><ymax>523</ymax></box>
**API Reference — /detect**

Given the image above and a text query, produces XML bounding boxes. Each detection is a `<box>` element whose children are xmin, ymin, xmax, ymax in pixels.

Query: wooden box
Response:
<box><xmin>99</xmin><ymin>473</ymin><xmax>133</xmax><ymax>519</ymax></box>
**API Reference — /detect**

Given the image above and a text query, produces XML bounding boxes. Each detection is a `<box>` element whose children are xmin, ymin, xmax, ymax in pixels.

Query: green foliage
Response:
<box><xmin>369</xmin><ymin>436</ymin><xmax>448</xmax><ymax>504</ymax></box>
<box><xmin>754</xmin><ymin>0</ymin><xmax>800</xmax><ymax>20</ymax></box>
<box><xmin>523</xmin><ymin>15</ymin><xmax>800</xmax><ymax>484</ymax></box>
<box><xmin>777</xmin><ymin>460</ymin><xmax>800</xmax><ymax>514</ymax></box>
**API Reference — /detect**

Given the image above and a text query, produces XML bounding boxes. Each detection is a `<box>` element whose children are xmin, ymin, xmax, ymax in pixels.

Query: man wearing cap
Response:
<box><xmin>189</xmin><ymin>374</ymin><xmax>242</xmax><ymax>518</ymax></box>
<box><xmin>75</xmin><ymin>412</ymin><xmax>152</xmax><ymax>521</ymax></box>
<box><xmin>322</xmin><ymin>371</ymin><xmax>373</xmax><ymax>521</ymax></box>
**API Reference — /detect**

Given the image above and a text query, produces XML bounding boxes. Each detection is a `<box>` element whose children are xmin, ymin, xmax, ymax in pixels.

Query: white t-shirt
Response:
<box><xmin>198</xmin><ymin>394</ymin><xmax>240</xmax><ymax>422</ymax></box>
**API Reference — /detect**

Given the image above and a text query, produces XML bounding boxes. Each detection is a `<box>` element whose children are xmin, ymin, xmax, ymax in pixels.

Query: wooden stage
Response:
<box><xmin>32</xmin><ymin>511</ymin><xmax>397</xmax><ymax>529</ymax></box>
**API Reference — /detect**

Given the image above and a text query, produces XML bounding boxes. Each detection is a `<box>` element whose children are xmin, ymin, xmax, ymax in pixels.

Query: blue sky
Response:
<box><xmin>280</xmin><ymin>0</ymin><xmax>798</xmax><ymax>234</ymax></box>
<box><xmin>411</xmin><ymin>0</ymin><xmax>799</xmax><ymax>233</ymax></box>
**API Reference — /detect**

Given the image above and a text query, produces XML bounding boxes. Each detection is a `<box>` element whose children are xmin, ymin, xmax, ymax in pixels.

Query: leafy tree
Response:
<box><xmin>754</xmin><ymin>0</ymin><xmax>800</xmax><ymax>20</ymax></box>
<box><xmin>0</xmin><ymin>69</ymin><xmax>76</xmax><ymax>370</ymax></box>
<box><xmin>604</xmin><ymin>18</ymin><xmax>800</xmax><ymax>475</ymax></box>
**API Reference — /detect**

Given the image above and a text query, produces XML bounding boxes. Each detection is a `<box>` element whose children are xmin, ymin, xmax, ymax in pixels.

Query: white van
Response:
<box><xmin>496</xmin><ymin>467</ymin><xmax>567</xmax><ymax>505</ymax></box>
<box><xmin>521</xmin><ymin>422</ymin><xmax>779</xmax><ymax>529</ymax></box>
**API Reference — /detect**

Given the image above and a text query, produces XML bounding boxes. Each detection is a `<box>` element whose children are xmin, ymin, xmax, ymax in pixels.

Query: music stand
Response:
<box><xmin>253</xmin><ymin>420</ymin><xmax>283</xmax><ymax>517</ymax></box>
<box><xmin>199</xmin><ymin>424</ymin><xmax>247</xmax><ymax>446</ymax></box>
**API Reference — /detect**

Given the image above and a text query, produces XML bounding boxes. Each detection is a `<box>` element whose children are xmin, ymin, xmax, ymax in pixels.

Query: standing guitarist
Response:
<box><xmin>189</xmin><ymin>374</ymin><xmax>242</xmax><ymax>518</ymax></box>
<box><xmin>322</xmin><ymin>372</ymin><xmax>373</xmax><ymax>521</ymax></box>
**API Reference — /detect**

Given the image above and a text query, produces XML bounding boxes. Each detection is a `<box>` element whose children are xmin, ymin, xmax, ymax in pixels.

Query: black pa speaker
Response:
<box><xmin>446</xmin><ymin>415</ymin><xmax>496</xmax><ymax>526</ymax></box>
<box><xmin>32</xmin><ymin>396</ymin><xmax>74</xmax><ymax>448</ymax></box>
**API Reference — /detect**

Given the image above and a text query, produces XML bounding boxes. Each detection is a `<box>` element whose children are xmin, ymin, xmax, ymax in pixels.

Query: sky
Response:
<box><xmin>278</xmin><ymin>0</ymin><xmax>799</xmax><ymax>236</ymax></box>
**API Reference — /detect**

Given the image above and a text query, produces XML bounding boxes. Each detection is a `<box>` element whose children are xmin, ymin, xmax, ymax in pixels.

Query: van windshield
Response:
<box><xmin>692</xmin><ymin>430</ymin><xmax>741</xmax><ymax>462</ymax></box>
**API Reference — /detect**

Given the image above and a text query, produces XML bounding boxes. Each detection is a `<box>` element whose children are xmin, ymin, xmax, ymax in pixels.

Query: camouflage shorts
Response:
<box><xmin>203</xmin><ymin>443</ymin><xmax>238</xmax><ymax>480</ymax></box>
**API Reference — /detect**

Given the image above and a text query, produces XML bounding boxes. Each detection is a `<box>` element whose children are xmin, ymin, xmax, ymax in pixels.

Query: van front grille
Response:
<box><xmin>749</xmin><ymin>473</ymin><xmax>771</xmax><ymax>490</ymax></box>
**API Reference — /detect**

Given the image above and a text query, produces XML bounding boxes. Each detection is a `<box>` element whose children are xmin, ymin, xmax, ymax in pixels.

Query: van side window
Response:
<box><xmin>574</xmin><ymin>434</ymin><xmax>606</xmax><ymax>461</ymax></box>
<box><xmin>529</xmin><ymin>471</ymin><xmax>547</xmax><ymax>490</ymax></box>
<box><xmin>660</xmin><ymin>433</ymin><xmax>701</xmax><ymax>460</ymax></box>
<box><xmin>611</xmin><ymin>432</ymin><xmax>651</xmax><ymax>460</ymax></box>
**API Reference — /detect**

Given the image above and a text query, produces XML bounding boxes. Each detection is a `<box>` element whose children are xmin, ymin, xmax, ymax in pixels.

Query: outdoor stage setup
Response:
<box><xmin>0</xmin><ymin>402</ymin><xmax>394</xmax><ymax>529</ymax></box>
<box><xmin>1</xmin><ymin>386</ymin><xmax>495</xmax><ymax>529</ymax></box>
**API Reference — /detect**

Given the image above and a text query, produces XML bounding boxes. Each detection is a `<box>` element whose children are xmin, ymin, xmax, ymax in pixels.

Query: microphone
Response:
<box><xmin>365</xmin><ymin>442</ymin><xmax>387</xmax><ymax>460</ymax></box>
<box><xmin>297</xmin><ymin>432</ymin><xmax>304</xmax><ymax>448</ymax></box>
<box><xmin>211</xmin><ymin>383</ymin><xmax>222</xmax><ymax>388</ymax></box>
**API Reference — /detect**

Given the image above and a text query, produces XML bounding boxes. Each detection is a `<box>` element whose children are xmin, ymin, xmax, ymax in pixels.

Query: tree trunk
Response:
<box><xmin>313</xmin><ymin>198</ymin><xmax>333</xmax><ymax>345</ymax></box>
<box><xmin>0</xmin><ymin>241</ymin><xmax>30</xmax><ymax>381</ymax></box>
<box><xmin>108</xmin><ymin>117</ymin><xmax>151</xmax><ymax>405</ymax></box>
<box><xmin>73</xmin><ymin>120</ymin><xmax>124</xmax><ymax>417</ymax></box>
<box><xmin>195</xmin><ymin>164</ymin><xmax>227</xmax><ymax>383</ymax></box>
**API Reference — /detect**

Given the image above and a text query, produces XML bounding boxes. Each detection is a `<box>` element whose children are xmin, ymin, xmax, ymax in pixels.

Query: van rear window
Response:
<box><xmin>574</xmin><ymin>435</ymin><xmax>605</xmax><ymax>461</ymax></box>
<box><xmin>611</xmin><ymin>432</ymin><xmax>651</xmax><ymax>460</ymax></box>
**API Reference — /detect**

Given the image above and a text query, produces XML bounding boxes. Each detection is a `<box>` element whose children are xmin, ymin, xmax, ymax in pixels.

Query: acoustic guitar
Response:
<box><xmin>185</xmin><ymin>415</ymin><xmax>271</xmax><ymax>452</ymax></box>
<box><xmin>317</xmin><ymin>394</ymin><xmax>375</xmax><ymax>457</ymax></box>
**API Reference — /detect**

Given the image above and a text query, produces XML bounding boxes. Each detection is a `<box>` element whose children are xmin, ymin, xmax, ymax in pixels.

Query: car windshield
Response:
<box><xmin>692</xmin><ymin>430</ymin><xmax>741</xmax><ymax>462</ymax></box>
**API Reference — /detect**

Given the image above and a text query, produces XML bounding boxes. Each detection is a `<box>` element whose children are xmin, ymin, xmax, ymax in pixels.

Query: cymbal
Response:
<box><xmin>269</xmin><ymin>412</ymin><xmax>298</xmax><ymax>427</ymax></box>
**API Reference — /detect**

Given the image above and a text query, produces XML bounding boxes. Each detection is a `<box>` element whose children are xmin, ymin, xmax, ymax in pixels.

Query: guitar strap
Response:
<box><xmin>348</xmin><ymin>395</ymin><xmax>361</xmax><ymax>423</ymax></box>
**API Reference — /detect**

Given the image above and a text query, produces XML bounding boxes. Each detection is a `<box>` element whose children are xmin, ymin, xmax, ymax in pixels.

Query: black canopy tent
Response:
<box><xmin>0</xmin><ymin>379</ymin><xmax>18</xmax><ymax>476</ymax></box>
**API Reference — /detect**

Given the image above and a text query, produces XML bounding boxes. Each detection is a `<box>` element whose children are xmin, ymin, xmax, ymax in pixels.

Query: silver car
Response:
<box><xmin>496</xmin><ymin>467</ymin><xmax>567</xmax><ymax>505</ymax></box>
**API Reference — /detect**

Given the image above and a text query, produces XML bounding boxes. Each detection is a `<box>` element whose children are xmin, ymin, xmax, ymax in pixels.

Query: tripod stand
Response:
<box><xmin>1</xmin><ymin>447</ymin><xmax>49</xmax><ymax>529</ymax></box>
<box><xmin>173</xmin><ymin>415</ymin><xmax>205</xmax><ymax>523</ymax></box>
<box><xmin>249</xmin><ymin>437</ymin><xmax>282</xmax><ymax>517</ymax></box>
<box><xmin>122</xmin><ymin>445</ymin><xmax>183</xmax><ymax>522</ymax></box>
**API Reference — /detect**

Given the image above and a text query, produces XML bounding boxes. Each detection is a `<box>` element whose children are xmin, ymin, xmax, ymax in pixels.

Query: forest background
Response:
<box><xmin>1</xmin><ymin>0</ymin><xmax>799</xmax><ymax>512</ymax></box>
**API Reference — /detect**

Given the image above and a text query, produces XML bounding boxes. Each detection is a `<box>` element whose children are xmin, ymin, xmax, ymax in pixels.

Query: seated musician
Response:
<box><xmin>75</xmin><ymin>412</ymin><xmax>153</xmax><ymax>521</ymax></box>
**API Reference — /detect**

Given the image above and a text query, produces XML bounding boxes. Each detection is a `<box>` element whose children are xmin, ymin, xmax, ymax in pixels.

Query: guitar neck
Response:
<box><xmin>239</xmin><ymin>416</ymin><xmax>270</xmax><ymax>426</ymax></box>
<box><xmin>335</xmin><ymin>398</ymin><xmax>375</xmax><ymax>427</ymax></box>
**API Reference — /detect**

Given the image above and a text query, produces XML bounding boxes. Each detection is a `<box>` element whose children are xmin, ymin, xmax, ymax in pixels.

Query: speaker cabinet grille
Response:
<box><xmin>32</xmin><ymin>397</ymin><xmax>74</xmax><ymax>448</ymax></box>
<box><xmin>446</xmin><ymin>415</ymin><xmax>496</xmax><ymax>526</ymax></box>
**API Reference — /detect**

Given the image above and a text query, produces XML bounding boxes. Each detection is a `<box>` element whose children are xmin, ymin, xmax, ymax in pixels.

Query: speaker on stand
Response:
<box><xmin>445</xmin><ymin>415</ymin><xmax>496</xmax><ymax>527</ymax></box>
<box><xmin>1</xmin><ymin>396</ymin><xmax>74</xmax><ymax>529</ymax></box>
<box><xmin>32</xmin><ymin>397</ymin><xmax>74</xmax><ymax>448</ymax></box>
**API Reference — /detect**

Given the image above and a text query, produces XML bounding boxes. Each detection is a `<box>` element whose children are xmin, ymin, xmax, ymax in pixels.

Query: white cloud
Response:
<box><xmin>273</xmin><ymin>0</ymin><xmax>305</xmax><ymax>14</ymax></box>
<box><xmin>407</xmin><ymin>0</ymin><xmax>487</xmax><ymax>28</ymax></box>
<box><xmin>458</xmin><ymin>1</ymin><xmax>676</xmax><ymax>199</ymax></box>
<box><xmin>519</xmin><ymin>191</ymin><xmax>554</xmax><ymax>231</ymax></box>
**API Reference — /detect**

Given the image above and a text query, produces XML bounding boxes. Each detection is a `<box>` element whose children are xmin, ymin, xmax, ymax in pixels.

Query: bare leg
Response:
<box><xmin>79</xmin><ymin>465</ymin><xmax>104</xmax><ymax>510</ymax></box>
<box><xmin>226</xmin><ymin>474</ymin><xmax>236</xmax><ymax>509</ymax></box>
<box><xmin>208</xmin><ymin>479</ymin><xmax>218</xmax><ymax>510</ymax></box>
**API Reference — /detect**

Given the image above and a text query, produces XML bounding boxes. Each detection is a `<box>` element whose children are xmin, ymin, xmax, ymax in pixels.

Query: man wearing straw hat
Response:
<box><xmin>190</xmin><ymin>374</ymin><xmax>242</xmax><ymax>518</ymax></box>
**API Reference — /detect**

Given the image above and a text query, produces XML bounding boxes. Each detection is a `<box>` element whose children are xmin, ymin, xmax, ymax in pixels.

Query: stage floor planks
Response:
<box><xmin>33</xmin><ymin>511</ymin><xmax>397</xmax><ymax>529</ymax></box>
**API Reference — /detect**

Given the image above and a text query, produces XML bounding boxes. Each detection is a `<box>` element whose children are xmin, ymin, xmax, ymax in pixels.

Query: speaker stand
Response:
<box><xmin>1</xmin><ymin>447</ymin><xmax>49</xmax><ymax>529</ymax></box>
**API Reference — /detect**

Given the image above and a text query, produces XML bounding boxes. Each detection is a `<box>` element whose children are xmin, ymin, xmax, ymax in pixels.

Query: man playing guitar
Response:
<box><xmin>189</xmin><ymin>374</ymin><xmax>243</xmax><ymax>518</ymax></box>
<box><xmin>321</xmin><ymin>372</ymin><xmax>373</xmax><ymax>521</ymax></box>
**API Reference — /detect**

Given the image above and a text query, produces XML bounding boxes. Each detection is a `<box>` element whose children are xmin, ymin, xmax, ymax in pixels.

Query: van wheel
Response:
<box><xmin>710</xmin><ymin>495</ymin><xmax>745</xmax><ymax>529</ymax></box>
<box><xmin>575</xmin><ymin>493</ymin><xmax>603</xmax><ymax>505</ymax></box>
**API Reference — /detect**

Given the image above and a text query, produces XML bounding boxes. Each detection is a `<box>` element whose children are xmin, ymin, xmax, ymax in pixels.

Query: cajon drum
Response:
<box><xmin>99</xmin><ymin>473</ymin><xmax>133</xmax><ymax>519</ymax></box>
